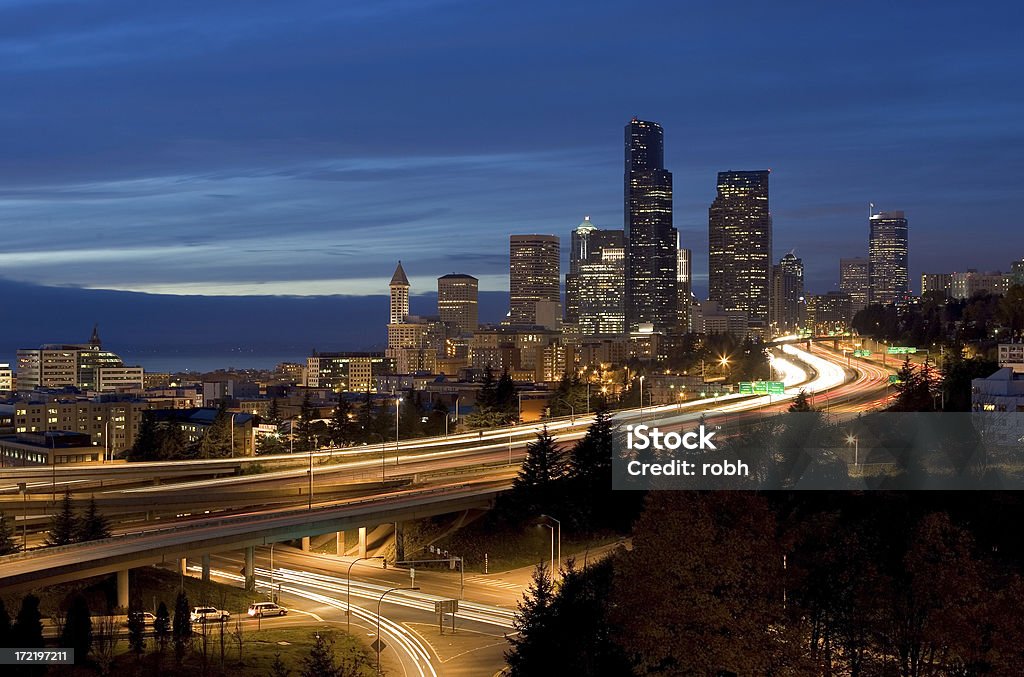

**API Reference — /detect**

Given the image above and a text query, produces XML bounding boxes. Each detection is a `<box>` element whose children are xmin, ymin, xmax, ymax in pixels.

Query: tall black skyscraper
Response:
<box><xmin>625</xmin><ymin>118</ymin><xmax>677</xmax><ymax>331</ymax></box>
<box><xmin>868</xmin><ymin>210</ymin><xmax>909</xmax><ymax>306</ymax></box>
<box><xmin>708</xmin><ymin>170</ymin><xmax>772</xmax><ymax>326</ymax></box>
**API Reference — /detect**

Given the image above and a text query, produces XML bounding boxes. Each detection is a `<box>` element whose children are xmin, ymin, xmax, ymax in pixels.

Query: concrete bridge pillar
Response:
<box><xmin>179</xmin><ymin>558</ymin><xmax>187</xmax><ymax>575</ymax></box>
<box><xmin>358</xmin><ymin>526</ymin><xmax>367</xmax><ymax>559</ymax></box>
<box><xmin>394</xmin><ymin>522</ymin><xmax>406</xmax><ymax>563</ymax></box>
<box><xmin>202</xmin><ymin>553</ymin><xmax>211</xmax><ymax>582</ymax></box>
<box><xmin>301</xmin><ymin>536</ymin><xmax>311</xmax><ymax>551</ymax></box>
<box><xmin>336</xmin><ymin>531</ymin><xmax>344</xmax><ymax>556</ymax></box>
<box><xmin>244</xmin><ymin>546</ymin><xmax>256</xmax><ymax>592</ymax></box>
<box><xmin>117</xmin><ymin>569</ymin><xmax>129</xmax><ymax>610</ymax></box>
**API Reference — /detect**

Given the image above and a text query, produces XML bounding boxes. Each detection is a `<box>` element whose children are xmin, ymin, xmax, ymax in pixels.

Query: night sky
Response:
<box><xmin>2</xmin><ymin>1</ymin><xmax>1022</xmax><ymax>354</ymax></box>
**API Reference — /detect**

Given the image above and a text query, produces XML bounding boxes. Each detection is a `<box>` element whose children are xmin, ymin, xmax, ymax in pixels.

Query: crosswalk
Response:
<box><xmin>465</xmin><ymin>575</ymin><xmax>522</xmax><ymax>590</ymax></box>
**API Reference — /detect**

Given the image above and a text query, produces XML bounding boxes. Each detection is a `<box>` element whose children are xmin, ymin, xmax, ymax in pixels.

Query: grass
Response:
<box><xmin>415</xmin><ymin>511</ymin><xmax>624</xmax><ymax>574</ymax></box>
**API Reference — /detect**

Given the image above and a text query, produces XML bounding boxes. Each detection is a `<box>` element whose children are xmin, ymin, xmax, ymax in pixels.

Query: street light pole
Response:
<box><xmin>347</xmin><ymin>556</ymin><xmax>385</xmax><ymax>632</ymax></box>
<box><xmin>541</xmin><ymin>524</ymin><xmax>554</xmax><ymax>581</ymax></box>
<box><xmin>230</xmin><ymin>412</ymin><xmax>236</xmax><ymax>458</ymax></box>
<box><xmin>639</xmin><ymin>376</ymin><xmax>645</xmax><ymax>424</ymax></box>
<box><xmin>377</xmin><ymin>586</ymin><xmax>419</xmax><ymax>675</ymax></box>
<box><xmin>308</xmin><ymin>444</ymin><xmax>313</xmax><ymax>510</ymax></box>
<box><xmin>395</xmin><ymin>397</ymin><xmax>401</xmax><ymax>466</ymax></box>
<box><xmin>540</xmin><ymin>514</ymin><xmax>561</xmax><ymax>576</ymax></box>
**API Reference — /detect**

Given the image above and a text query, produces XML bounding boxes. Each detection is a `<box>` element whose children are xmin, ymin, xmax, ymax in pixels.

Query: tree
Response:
<box><xmin>256</xmin><ymin>433</ymin><xmax>287</xmax><ymax>455</ymax></box>
<box><xmin>154</xmin><ymin>601</ymin><xmax>171</xmax><ymax>655</ymax></box>
<box><xmin>61</xmin><ymin>594</ymin><xmax>93</xmax><ymax>661</ymax></box>
<box><xmin>129</xmin><ymin>414</ymin><xmax>160</xmax><ymax>460</ymax></box>
<box><xmin>301</xmin><ymin>632</ymin><xmax>339</xmax><ymax>677</ymax></box>
<box><xmin>127</xmin><ymin>596</ymin><xmax>146</xmax><ymax>658</ymax></box>
<box><xmin>11</xmin><ymin>594</ymin><xmax>44</xmax><ymax>649</ymax></box>
<box><xmin>270</xmin><ymin>651</ymin><xmax>291</xmax><ymax>677</ymax></box>
<box><xmin>998</xmin><ymin>284</ymin><xmax>1024</xmax><ymax>339</ymax></box>
<box><xmin>505</xmin><ymin>563</ymin><xmax>557</xmax><ymax>677</ymax></box>
<box><xmin>294</xmin><ymin>390</ymin><xmax>319</xmax><ymax>452</ymax></box>
<box><xmin>509</xmin><ymin>427</ymin><xmax>565</xmax><ymax>514</ymax></box>
<box><xmin>888</xmin><ymin>357</ymin><xmax>935</xmax><ymax>412</ymax></box>
<box><xmin>77</xmin><ymin>497</ymin><xmax>111</xmax><ymax>542</ymax></box>
<box><xmin>788</xmin><ymin>389</ymin><xmax>814</xmax><ymax>412</ymax></box>
<box><xmin>328</xmin><ymin>397</ymin><xmax>355</xmax><ymax>447</ymax></box>
<box><xmin>266</xmin><ymin>397</ymin><xmax>282</xmax><ymax>425</ymax></box>
<box><xmin>199</xmin><ymin>403</ymin><xmax>234</xmax><ymax>458</ymax></box>
<box><xmin>172</xmin><ymin>590</ymin><xmax>192</xmax><ymax>664</ymax></box>
<box><xmin>0</xmin><ymin>512</ymin><xmax>19</xmax><ymax>555</ymax></box>
<box><xmin>45</xmin><ymin>490</ymin><xmax>78</xmax><ymax>546</ymax></box>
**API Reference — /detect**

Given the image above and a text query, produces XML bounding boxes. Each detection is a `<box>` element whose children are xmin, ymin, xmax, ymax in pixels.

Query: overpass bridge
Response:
<box><xmin>0</xmin><ymin>477</ymin><xmax>507</xmax><ymax>607</ymax></box>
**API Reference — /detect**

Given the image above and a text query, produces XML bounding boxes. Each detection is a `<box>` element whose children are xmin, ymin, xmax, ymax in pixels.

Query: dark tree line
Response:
<box><xmin>44</xmin><ymin>491</ymin><xmax>111</xmax><ymax>546</ymax></box>
<box><xmin>506</xmin><ymin>491</ymin><xmax>1024</xmax><ymax>676</ymax></box>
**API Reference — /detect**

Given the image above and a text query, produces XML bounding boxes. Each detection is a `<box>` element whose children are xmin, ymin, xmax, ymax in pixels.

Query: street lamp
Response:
<box><xmin>230</xmin><ymin>412</ymin><xmax>237</xmax><ymax>458</ymax></box>
<box><xmin>347</xmin><ymin>556</ymin><xmax>385</xmax><ymax>632</ymax></box>
<box><xmin>540</xmin><ymin>524</ymin><xmax>555</xmax><ymax>581</ymax></box>
<box><xmin>639</xmin><ymin>375</ymin><xmax>645</xmax><ymax>423</ymax></box>
<box><xmin>377</xmin><ymin>586</ymin><xmax>419</xmax><ymax>675</ymax></box>
<box><xmin>394</xmin><ymin>397</ymin><xmax>402</xmax><ymax>466</ymax></box>
<box><xmin>846</xmin><ymin>433</ymin><xmax>859</xmax><ymax>467</ymax></box>
<box><xmin>540</xmin><ymin>514</ymin><xmax>561</xmax><ymax>577</ymax></box>
<box><xmin>308</xmin><ymin>442</ymin><xmax>314</xmax><ymax>510</ymax></box>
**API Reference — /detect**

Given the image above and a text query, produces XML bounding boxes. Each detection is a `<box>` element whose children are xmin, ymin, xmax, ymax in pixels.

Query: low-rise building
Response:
<box><xmin>972</xmin><ymin>368</ymin><xmax>1024</xmax><ymax>412</ymax></box>
<box><xmin>998</xmin><ymin>344</ymin><xmax>1024</xmax><ymax>374</ymax></box>
<box><xmin>0</xmin><ymin>431</ymin><xmax>101</xmax><ymax>466</ymax></box>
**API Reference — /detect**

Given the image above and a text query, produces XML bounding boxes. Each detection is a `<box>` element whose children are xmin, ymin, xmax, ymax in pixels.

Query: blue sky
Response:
<box><xmin>1</xmin><ymin>0</ymin><xmax>1022</xmax><ymax>301</ymax></box>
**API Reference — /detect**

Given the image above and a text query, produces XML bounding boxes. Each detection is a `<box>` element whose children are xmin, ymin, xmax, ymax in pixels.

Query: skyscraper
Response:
<box><xmin>577</xmin><ymin>244</ymin><xmax>626</xmax><ymax>337</ymax></box>
<box><xmin>677</xmin><ymin>243</ymin><xmax>692</xmax><ymax>332</ymax></box>
<box><xmin>389</xmin><ymin>261</ymin><xmax>410</xmax><ymax>325</ymax></box>
<box><xmin>509</xmin><ymin>234</ymin><xmax>561</xmax><ymax>327</ymax></box>
<box><xmin>566</xmin><ymin>216</ymin><xmax>624</xmax><ymax>327</ymax></box>
<box><xmin>868</xmin><ymin>210</ymin><xmax>909</xmax><ymax>306</ymax></box>
<box><xmin>624</xmin><ymin>118</ymin><xmax>677</xmax><ymax>331</ymax></box>
<box><xmin>770</xmin><ymin>252</ymin><xmax>804</xmax><ymax>334</ymax></box>
<box><xmin>839</xmin><ymin>257</ymin><xmax>870</xmax><ymax>316</ymax></box>
<box><xmin>437</xmin><ymin>273</ymin><xmax>479</xmax><ymax>335</ymax></box>
<box><xmin>708</xmin><ymin>170</ymin><xmax>772</xmax><ymax>326</ymax></box>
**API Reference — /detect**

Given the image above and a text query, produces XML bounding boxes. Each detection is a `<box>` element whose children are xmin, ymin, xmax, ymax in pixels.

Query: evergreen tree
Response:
<box><xmin>76</xmin><ymin>497</ymin><xmax>111</xmax><ymax>542</ymax></box>
<box><xmin>788</xmin><ymin>389</ymin><xmax>814</xmax><ymax>412</ymax></box>
<box><xmin>256</xmin><ymin>433</ymin><xmax>287</xmax><ymax>455</ymax></box>
<box><xmin>156</xmin><ymin>421</ymin><xmax>194</xmax><ymax>460</ymax></box>
<box><xmin>11</xmin><ymin>594</ymin><xmax>44</xmax><ymax>649</ymax></box>
<box><xmin>270</xmin><ymin>651</ymin><xmax>291</xmax><ymax>677</ymax></box>
<box><xmin>172</xmin><ymin>590</ymin><xmax>192</xmax><ymax>664</ymax></box>
<box><xmin>266</xmin><ymin>397</ymin><xmax>282</xmax><ymax>425</ymax></box>
<box><xmin>129</xmin><ymin>413</ymin><xmax>161</xmax><ymax>460</ymax></box>
<box><xmin>0</xmin><ymin>512</ymin><xmax>19</xmax><ymax>555</ymax></box>
<box><xmin>200</xmin><ymin>402</ymin><xmax>234</xmax><ymax>458</ymax></box>
<box><xmin>494</xmin><ymin>370</ymin><xmax>517</xmax><ymax>419</ymax></box>
<box><xmin>476</xmin><ymin>366</ymin><xmax>497</xmax><ymax>412</ymax></box>
<box><xmin>295</xmin><ymin>390</ymin><xmax>318</xmax><ymax>451</ymax></box>
<box><xmin>568</xmin><ymin>407</ymin><xmax>614</xmax><ymax>484</ymax></box>
<box><xmin>888</xmin><ymin>357</ymin><xmax>935</xmax><ymax>411</ymax></box>
<box><xmin>505</xmin><ymin>563</ymin><xmax>557</xmax><ymax>677</ymax></box>
<box><xmin>328</xmin><ymin>398</ymin><xmax>355</xmax><ymax>447</ymax></box>
<box><xmin>127</xmin><ymin>597</ymin><xmax>146</xmax><ymax>658</ymax></box>
<box><xmin>300</xmin><ymin>632</ymin><xmax>339</xmax><ymax>677</ymax></box>
<box><xmin>45</xmin><ymin>490</ymin><xmax>78</xmax><ymax>546</ymax></box>
<box><xmin>0</xmin><ymin>598</ymin><xmax>11</xmax><ymax>648</ymax></box>
<box><xmin>61</xmin><ymin>594</ymin><xmax>93</xmax><ymax>660</ymax></box>
<box><xmin>509</xmin><ymin>427</ymin><xmax>565</xmax><ymax>514</ymax></box>
<box><xmin>154</xmin><ymin>601</ymin><xmax>171</xmax><ymax>654</ymax></box>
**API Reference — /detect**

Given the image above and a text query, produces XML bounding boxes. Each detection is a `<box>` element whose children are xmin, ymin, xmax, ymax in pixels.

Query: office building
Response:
<box><xmin>840</xmin><ymin>257</ymin><xmax>870</xmax><ymax>315</ymax></box>
<box><xmin>389</xmin><ymin>261</ymin><xmax>410</xmax><ymax>325</ymax></box>
<box><xmin>577</xmin><ymin>246</ymin><xmax>626</xmax><ymax>337</ymax></box>
<box><xmin>0</xmin><ymin>364</ymin><xmax>11</xmax><ymax>392</ymax></box>
<box><xmin>624</xmin><ymin>118</ymin><xmax>677</xmax><ymax>331</ymax></box>
<box><xmin>921</xmin><ymin>273</ymin><xmax>952</xmax><ymax>299</ymax></box>
<box><xmin>868</xmin><ymin>210</ymin><xmax>909</xmax><ymax>305</ymax></box>
<box><xmin>566</xmin><ymin>217</ymin><xmax>624</xmax><ymax>325</ymax></box>
<box><xmin>999</xmin><ymin>344</ymin><xmax>1024</xmax><ymax>374</ymax></box>
<box><xmin>437</xmin><ymin>273</ymin><xmax>479</xmax><ymax>335</ymax></box>
<box><xmin>509</xmin><ymin>234</ymin><xmax>561</xmax><ymax>327</ymax></box>
<box><xmin>949</xmin><ymin>270</ymin><xmax>1010</xmax><ymax>299</ymax></box>
<box><xmin>770</xmin><ymin>252</ymin><xmax>804</xmax><ymax>335</ymax></box>
<box><xmin>677</xmin><ymin>244</ymin><xmax>692</xmax><ymax>332</ymax></box>
<box><xmin>806</xmin><ymin>292</ymin><xmax>853</xmax><ymax>335</ymax></box>
<box><xmin>1012</xmin><ymin>259</ymin><xmax>1024</xmax><ymax>286</ymax></box>
<box><xmin>305</xmin><ymin>352</ymin><xmax>395</xmax><ymax>392</ymax></box>
<box><xmin>708</xmin><ymin>170</ymin><xmax>772</xmax><ymax>326</ymax></box>
<box><xmin>13</xmin><ymin>399</ymin><xmax>155</xmax><ymax>456</ymax></box>
<box><xmin>15</xmin><ymin>327</ymin><xmax>143</xmax><ymax>392</ymax></box>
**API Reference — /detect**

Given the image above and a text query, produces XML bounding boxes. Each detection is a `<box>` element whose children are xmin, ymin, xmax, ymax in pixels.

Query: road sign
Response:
<box><xmin>752</xmin><ymin>381</ymin><xmax>768</xmax><ymax>393</ymax></box>
<box><xmin>888</xmin><ymin>375</ymin><xmax>903</xmax><ymax>384</ymax></box>
<box><xmin>853</xmin><ymin>349</ymin><xmax>872</xmax><ymax>357</ymax></box>
<box><xmin>767</xmin><ymin>381</ymin><xmax>785</xmax><ymax>395</ymax></box>
<box><xmin>887</xmin><ymin>346</ymin><xmax>917</xmax><ymax>355</ymax></box>
<box><xmin>434</xmin><ymin>600</ymin><xmax>459</xmax><ymax>614</ymax></box>
<box><xmin>739</xmin><ymin>382</ymin><xmax>753</xmax><ymax>394</ymax></box>
<box><xmin>371</xmin><ymin>638</ymin><xmax>386</xmax><ymax>653</ymax></box>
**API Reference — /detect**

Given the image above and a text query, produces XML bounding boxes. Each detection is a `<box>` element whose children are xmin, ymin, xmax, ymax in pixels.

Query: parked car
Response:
<box><xmin>189</xmin><ymin>606</ymin><xmax>231</xmax><ymax>623</ymax></box>
<box><xmin>248</xmin><ymin>602</ymin><xmax>287</xmax><ymax>618</ymax></box>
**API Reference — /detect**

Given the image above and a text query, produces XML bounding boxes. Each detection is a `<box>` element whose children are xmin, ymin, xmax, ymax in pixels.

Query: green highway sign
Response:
<box><xmin>853</xmin><ymin>349</ymin><xmax>872</xmax><ymax>357</ymax></box>
<box><xmin>753</xmin><ymin>381</ymin><xmax>768</xmax><ymax>393</ymax></box>
<box><xmin>738</xmin><ymin>382</ymin><xmax>753</xmax><ymax>394</ymax></box>
<box><xmin>767</xmin><ymin>381</ymin><xmax>785</xmax><ymax>395</ymax></box>
<box><xmin>887</xmin><ymin>346</ymin><xmax>917</xmax><ymax>355</ymax></box>
<box><xmin>888</xmin><ymin>375</ymin><xmax>903</xmax><ymax>384</ymax></box>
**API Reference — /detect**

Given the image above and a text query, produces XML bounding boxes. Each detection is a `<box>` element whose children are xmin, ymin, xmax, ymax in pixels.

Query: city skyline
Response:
<box><xmin>1</xmin><ymin>1</ymin><xmax>1021</xmax><ymax>307</ymax></box>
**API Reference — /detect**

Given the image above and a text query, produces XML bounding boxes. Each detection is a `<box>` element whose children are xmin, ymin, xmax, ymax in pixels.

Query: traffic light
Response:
<box><xmin>382</xmin><ymin>559</ymin><xmax>388</xmax><ymax>569</ymax></box>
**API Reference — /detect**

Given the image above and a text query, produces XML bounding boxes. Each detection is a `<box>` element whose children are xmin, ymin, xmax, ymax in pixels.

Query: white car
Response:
<box><xmin>125</xmin><ymin>611</ymin><xmax>156</xmax><ymax>626</ymax></box>
<box><xmin>248</xmin><ymin>602</ymin><xmax>287</xmax><ymax>618</ymax></box>
<box><xmin>190</xmin><ymin>606</ymin><xmax>231</xmax><ymax>623</ymax></box>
